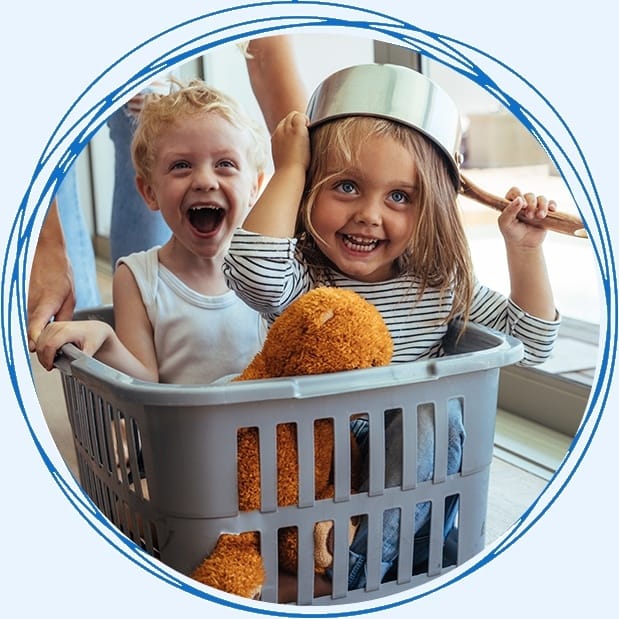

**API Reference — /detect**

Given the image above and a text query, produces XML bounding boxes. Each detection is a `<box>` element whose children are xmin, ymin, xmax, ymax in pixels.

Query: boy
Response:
<box><xmin>36</xmin><ymin>80</ymin><xmax>268</xmax><ymax>384</ymax></box>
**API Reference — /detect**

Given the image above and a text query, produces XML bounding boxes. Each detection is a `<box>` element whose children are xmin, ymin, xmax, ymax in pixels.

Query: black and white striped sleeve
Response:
<box><xmin>222</xmin><ymin>228</ymin><xmax>311</xmax><ymax>315</ymax></box>
<box><xmin>469</xmin><ymin>282</ymin><xmax>560</xmax><ymax>366</ymax></box>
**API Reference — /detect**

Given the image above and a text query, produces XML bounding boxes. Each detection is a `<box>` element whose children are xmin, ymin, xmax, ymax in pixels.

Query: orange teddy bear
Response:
<box><xmin>190</xmin><ymin>287</ymin><xmax>394</xmax><ymax>600</ymax></box>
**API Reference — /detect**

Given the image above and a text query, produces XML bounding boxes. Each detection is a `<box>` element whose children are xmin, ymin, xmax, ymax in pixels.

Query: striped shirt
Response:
<box><xmin>223</xmin><ymin>229</ymin><xmax>560</xmax><ymax>366</ymax></box>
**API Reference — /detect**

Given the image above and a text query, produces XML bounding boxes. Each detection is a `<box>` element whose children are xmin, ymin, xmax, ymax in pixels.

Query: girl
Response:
<box><xmin>222</xmin><ymin>64</ymin><xmax>560</xmax><ymax>590</ymax></box>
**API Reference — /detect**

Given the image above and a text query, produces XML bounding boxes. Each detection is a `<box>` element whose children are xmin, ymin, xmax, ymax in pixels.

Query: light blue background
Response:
<box><xmin>1</xmin><ymin>2</ymin><xmax>615</xmax><ymax>617</ymax></box>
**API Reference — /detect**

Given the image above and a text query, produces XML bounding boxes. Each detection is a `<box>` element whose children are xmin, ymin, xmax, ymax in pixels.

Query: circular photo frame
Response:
<box><xmin>6</xmin><ymin>2</ymin><xmax>613</xmax><ymax>616</ymax></box>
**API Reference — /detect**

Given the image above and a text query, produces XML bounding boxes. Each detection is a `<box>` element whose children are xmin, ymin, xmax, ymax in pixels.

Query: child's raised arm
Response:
<box><xmin>242</xmin><ymin>111</ymin><xmax>310</xmax><ymax>238</ymax></box>
<box><xmin>499</xmin><ymin>187</ymin><xmax>557</xmax><ymax>321</ymax></box>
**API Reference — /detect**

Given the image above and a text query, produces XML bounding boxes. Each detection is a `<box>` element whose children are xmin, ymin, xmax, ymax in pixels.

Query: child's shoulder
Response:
<box><xmin>115</xmin><ymin>245</ymin><xmax>160</xmax><ymax>272</ymax></box>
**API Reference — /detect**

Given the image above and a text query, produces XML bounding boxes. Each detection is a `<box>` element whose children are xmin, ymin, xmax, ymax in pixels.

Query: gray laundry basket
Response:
<box><xmin>55</xmin><ymin>306</ymin><xmax>522</xmax><ymax>605</ymax></box>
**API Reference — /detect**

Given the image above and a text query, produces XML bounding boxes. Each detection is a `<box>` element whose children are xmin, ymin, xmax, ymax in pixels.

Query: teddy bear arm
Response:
<box><xmin>191</xmin><ymin>531</ymin><xmax>265</xmax><ymax>599</ymax></box>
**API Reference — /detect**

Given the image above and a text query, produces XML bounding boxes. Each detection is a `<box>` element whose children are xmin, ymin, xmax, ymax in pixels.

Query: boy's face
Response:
<box><xmin>310</xmin><ymin>134</ymin><xmax>419</xmax><ymax>282</ymax></box>
<box><xmin>137</xmin><ymin>112</ymin><xmax>261</xmax><ymax>261</ymax></box>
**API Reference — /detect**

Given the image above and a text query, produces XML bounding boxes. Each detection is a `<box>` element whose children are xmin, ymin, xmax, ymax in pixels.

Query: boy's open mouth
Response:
<box><xmin>188</xmin><ymin>206</ymin><xmax>225</xmax><ymax>234</ymax></box>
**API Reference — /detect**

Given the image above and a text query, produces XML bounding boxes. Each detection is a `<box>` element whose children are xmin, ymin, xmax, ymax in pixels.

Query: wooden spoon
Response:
<box><xmin>459</xmin><ymin>174</ymin><xmax>587</xmax><ymax>239</ymax></box>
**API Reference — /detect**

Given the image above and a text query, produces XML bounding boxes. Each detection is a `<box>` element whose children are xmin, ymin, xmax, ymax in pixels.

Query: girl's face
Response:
<box><xmin>310</xmin><ymin>134</ymin><xmax>419</xmax><ymax>282</ymax></box>
<box><xmin>137</xmin><ymin>112</ymin><xmax>261</xmax><ymax>263</ymax></box>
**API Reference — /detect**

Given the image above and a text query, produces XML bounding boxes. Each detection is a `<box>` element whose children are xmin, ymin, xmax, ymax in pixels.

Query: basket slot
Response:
<box><xmin>101</xmin><ymin>403</ymin><xmax>119</xmax><ymax>476</ymax></box>
<box><xmin>384</xmin><ymin>408</ymin><xmax>410</xmax><ymax>491</ymax></box>
<box><xmin>78</xmin><ymin>460</ymin><xmax>96</xmax><ymax>502</ymax></box>
<box><xmin>432</xmin><ymin>401</ymin><xmax>449</xmax><ymax>484</ymax></box>
<box><xmin>85</xmin><ymin>392</ymin><xmax>101</xmax><ymax>464</ymax></box>
<box><xmin>442</xmin><ymin>494</ymin><xmax>459</xmax><ymax>569</ymax></box>
<box><xmin>401</xmin><ymin>408</ymin><xmax>417</xmax><ymax>490</ymax></box>
<box><xmin>90</xmin><ymin>395</ymin><xmax>103</xmax><ymax>466</ymax></box>
<box><xmin>125</xmin><ymin>418</ymin><xmax>146</xmax><ymax>500</ymax></box>
<box><xmin>71</xmin><ymin>383</ymin><xmax>89</xmax><ymax>455</ymax></box>
<box><xmin>96</xmin><ymin>475</ymin><xmax>115</xmax><ymax>522</ymax></box>
<box><xmin>91</xmin><ymin>398</ymin><xmax>110</xmax><ymax>472</ymax></box>
<box><xmin>76</xmin><ymin>387</ymin><xmax>92</xmax><ymax>455</ymax></box>
<box><xmin>110</xmin><ymin>412</ymin><xmax>128</xmax><ymax>485</ymax></box>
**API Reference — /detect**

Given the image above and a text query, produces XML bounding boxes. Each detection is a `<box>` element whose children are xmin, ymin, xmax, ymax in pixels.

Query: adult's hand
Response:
<box><xmin>27</xmin><ymin>200</ymin><xmax>76</xmax><ymax>351</ymax></box>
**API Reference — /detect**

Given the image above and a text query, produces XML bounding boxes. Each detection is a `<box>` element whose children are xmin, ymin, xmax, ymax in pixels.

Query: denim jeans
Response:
<box><xmin>107</xmin><ymin>102</ymin><xmax>170</xmax><ymax>268</ymax></box>
<box><xmin>347</xmin><ymin>399</ymin><xmax>465</xmax><ymax>589</ymax></box>
<box><xmin>56</xmin><ymin>163</ymin><xmax>101</xmax><ymax>310</ymax></box>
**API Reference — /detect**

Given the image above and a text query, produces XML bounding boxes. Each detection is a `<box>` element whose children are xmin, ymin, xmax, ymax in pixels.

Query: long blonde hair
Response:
<box><xmin>296</xmin><ymin>116</ymin><xmax>474</xmax><ymax>324</ymax></box>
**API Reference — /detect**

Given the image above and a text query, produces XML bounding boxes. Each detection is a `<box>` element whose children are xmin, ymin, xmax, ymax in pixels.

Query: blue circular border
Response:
<box><xmin>5</xmin><ymin>1</ymin><xmax>615</xmax><ymax>616</ymax></box>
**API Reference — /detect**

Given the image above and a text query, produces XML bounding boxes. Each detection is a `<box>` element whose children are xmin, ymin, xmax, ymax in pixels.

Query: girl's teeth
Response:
<box><xmin>343</xmin><ymin>235</ymin><xmax>378</xmax><ymax>252</ymax></box>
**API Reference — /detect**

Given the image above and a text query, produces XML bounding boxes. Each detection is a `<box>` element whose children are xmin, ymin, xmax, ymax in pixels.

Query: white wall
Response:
<box><xmin>422</xmin><ymin>56</ymin><xmax>500</xmax><ymax>116</ymax></box>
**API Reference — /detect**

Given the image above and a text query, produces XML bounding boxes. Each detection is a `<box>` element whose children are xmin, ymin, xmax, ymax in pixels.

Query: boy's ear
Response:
<box><xmin>135</xmin><ymin>176</ymin><xmax>159</xmax><ymax>211</ymax></box>
<box><xmin>248</xmin><ymin>171</ymin><xmax>266</xmax><ymax>207</ymax></box>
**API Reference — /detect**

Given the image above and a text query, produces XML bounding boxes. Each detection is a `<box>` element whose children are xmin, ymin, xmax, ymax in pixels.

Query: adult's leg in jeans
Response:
<box><xmin>55</xmin><ymin>163</ymin><xmax>101</xmax><ymax>310</ymax></box>
<box><xmin>107</xmin><ymin>105</ymin><xmax>170</xmax><ymax>267</ymax></box>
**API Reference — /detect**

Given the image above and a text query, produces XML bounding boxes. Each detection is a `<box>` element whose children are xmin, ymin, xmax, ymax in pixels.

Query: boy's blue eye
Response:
<box><xmin>218</xmin><ymin>159</ymin><xmax>237</xmax><ymax>169</ymax></box>
<box><xmin>172</xmin><ymin>161</ymin><xmax>190</xmax><ymax>170</ymax></box>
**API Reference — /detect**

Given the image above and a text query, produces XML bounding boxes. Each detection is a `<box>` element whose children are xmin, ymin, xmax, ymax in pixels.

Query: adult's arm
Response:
<box><xmin>245</xmin><ymin>36</ymin><xmax>308</xmax><ymax>133</ymax></box>
<box><xmin>27</xmin><ymin>200</ymin><xmax>76</xmax><ymax>351</ymax></box>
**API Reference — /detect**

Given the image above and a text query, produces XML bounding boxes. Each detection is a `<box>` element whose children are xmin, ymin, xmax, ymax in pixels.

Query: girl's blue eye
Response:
<box><xmin>390</xmin><ymin>190</ymin><xmax>409</xmax><ymax>203</ymax></box>
<box><xmin>336</xmin><ymin>181</ymin><xmax>356</xmax><ymax>194</ymax></box>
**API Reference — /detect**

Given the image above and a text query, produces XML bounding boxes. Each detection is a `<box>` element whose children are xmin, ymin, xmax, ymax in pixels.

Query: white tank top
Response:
<box><xmin>118</xmin><ymin>247</ymin><xmax>266</xmax><ymax>384</ymax></box>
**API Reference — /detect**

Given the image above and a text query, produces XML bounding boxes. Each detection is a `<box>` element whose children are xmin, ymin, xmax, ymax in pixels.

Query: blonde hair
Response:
<box><xmin>131</xmin><ymin>78</ymin><xmax>268</xmax><ymax>182</ymax></box>
<box><xmin>296</xmin><ymin>116</ymin><xmax>474</xmax><ymax>324</ymax></box>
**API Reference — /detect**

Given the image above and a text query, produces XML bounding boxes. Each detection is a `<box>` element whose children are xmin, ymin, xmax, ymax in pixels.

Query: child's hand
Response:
<box><xmin>35</xmin><ymin>319</ymin><xmax>114</xmax><ymax>371</ymax></box>
<box><xmin>498</xmin><ymin>186</ymin><xmax>557</xmax><ymax>248</ymax></box>
<box><xmin>271</xmin><ymin>111</ymin><xmax>310</xmax><ymax>173</ymax></box>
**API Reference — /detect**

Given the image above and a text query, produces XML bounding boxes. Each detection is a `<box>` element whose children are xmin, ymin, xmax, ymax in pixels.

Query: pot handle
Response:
<box><xmin>459</xmin><ymin>174</ymin><xmax>587</xmax><ymax>238</ymax></box>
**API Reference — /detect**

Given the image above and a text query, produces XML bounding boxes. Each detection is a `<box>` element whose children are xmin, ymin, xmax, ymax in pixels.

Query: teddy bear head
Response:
<box><xmin>237</xmin><ymin>287</ymin><xmax>394</xmax><ymax>380</ymax></box>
